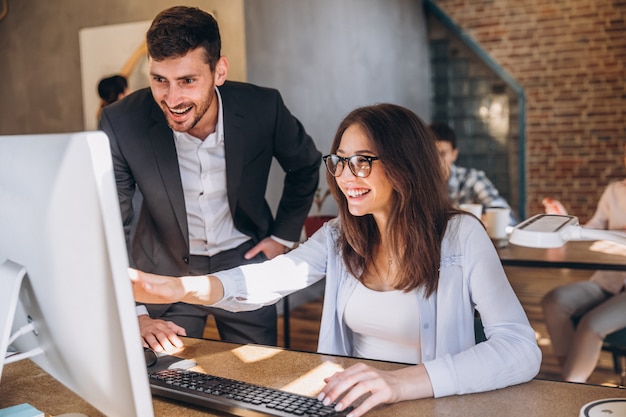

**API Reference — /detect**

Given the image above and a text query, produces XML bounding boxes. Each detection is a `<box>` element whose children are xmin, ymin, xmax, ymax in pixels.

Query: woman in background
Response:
<box><xmin>542</xmin><ymin>161</ymin><xmax>626</xmax><ymax>383</ymax></box>
<box><xmin>96</xmin><ymin>41</ymin><xmax>147</xmax><ymax>120</ymax></box>
<box><xmin>131</xmin><ymin>103</ymin><xmax>541</xmax><ymax>416</ymax></box>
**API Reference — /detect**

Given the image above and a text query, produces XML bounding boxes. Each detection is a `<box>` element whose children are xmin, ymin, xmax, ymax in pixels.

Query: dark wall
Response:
<box><xmin>245</xmin><ymin>0</ymin><xmax>431</xmax><ymax>156</ymax></box>
<box><xmin>244</xmin><ymin>0</ymin><xmax>431</xmax><ymax>214</ymax></box>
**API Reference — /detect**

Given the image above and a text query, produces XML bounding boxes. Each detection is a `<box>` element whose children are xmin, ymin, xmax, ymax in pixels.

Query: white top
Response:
<box><xmin>344</xmin><ymin>281</ymin><xmax>421</xmax><ymax>364</ymax></box>
<box><xmin>173</xmin><ymin>89</ymin><xmax>248</xmax><ymax>256</ymax></box>
<box><xmin>212</xmin><ymin>214</ymin><xmax>542</xmax><ymax>398</ymax></box>
<box><xmin>586</xmin><ymin>180</ymin><xmax>626</xmax><ymax>230</ymax></box>
<box><xmin>586</xmin><ymin>180</ymin><xmax>626</xmax><ymax>294</ymax></box>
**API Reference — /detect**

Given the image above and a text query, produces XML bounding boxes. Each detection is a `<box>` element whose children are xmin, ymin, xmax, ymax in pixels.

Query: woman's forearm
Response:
<box><xmin>179</xmin><ymin>274</ymin><xmax>224</xmax><ymax>305</ymax></box>
<box><xmin>130</xmin><ymin>269</ymin><xmax>225</xmax><ymax>306</ymax></box>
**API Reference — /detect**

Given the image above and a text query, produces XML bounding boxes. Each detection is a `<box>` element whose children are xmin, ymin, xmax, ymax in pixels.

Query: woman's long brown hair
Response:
<box><xmin>327</xmin><ymin>103</ymin><xmax>454</xmax><ymax>297</ymax></box>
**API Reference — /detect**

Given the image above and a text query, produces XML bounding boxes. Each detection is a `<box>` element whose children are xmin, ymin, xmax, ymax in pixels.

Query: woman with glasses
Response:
<box><xmin>131</xmin><ymin>103</ymin><xmax>541</xmax><ymax>416</ymax></box>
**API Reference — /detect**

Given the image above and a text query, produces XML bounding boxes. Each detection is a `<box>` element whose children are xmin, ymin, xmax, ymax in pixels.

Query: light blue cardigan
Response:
<box><xmin>213</xmin><ymin>215</ymin><xmax>541</xmax><ymax>397</ymax></box>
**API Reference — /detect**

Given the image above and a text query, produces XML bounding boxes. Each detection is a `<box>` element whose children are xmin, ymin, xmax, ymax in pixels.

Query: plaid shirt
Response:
<box><xmin>448</xmin><ymin>164</ymin><xmax>510</xmax><ymax>210</ymax></box>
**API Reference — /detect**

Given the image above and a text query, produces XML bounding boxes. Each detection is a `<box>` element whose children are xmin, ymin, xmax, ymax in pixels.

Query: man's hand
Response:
<box><xmin>138</xmin><ymin>315</ymin><xmax>186</xmax><ymax>352</ymax></box>
<box><xmin>244</xmin><ymin>237</ymin><xmax>288</xmax><ymax>260</ymax></box>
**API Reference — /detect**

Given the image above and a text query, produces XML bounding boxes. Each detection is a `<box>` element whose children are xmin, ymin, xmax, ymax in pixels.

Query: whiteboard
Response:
<box><xmin>78</xmin><ymin>2</ymin><xmax>245</xmax><ymax>131</ymax></box>
<box><xmin>79</xmin><ymin>21</ymin><xmax>151</xmax><ymax>131</ymax></box>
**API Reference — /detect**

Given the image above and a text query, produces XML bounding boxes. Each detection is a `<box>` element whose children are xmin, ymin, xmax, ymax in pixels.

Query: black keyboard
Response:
<box><xmin>149</xmin><ymin>368</ymin><xmax>354</xmax><ymax>417</ymax></box>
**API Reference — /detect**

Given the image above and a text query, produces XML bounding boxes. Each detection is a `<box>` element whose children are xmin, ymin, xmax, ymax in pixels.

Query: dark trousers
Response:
<box><xmin>158</xmin><ymin>240</ymin><xmax>278</xmax><ymax>346</ymax></box>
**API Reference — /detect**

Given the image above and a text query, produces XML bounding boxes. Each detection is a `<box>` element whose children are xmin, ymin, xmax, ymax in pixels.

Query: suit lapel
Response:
<box><xmin>147</xmin><ymin>103</ymin><xmax>189</xmax><ymax>247</ymax></box>
<box><xmin>221</xmin><ymin>86</ymin><xmax>246</xmax><ymax>216</ymax></box>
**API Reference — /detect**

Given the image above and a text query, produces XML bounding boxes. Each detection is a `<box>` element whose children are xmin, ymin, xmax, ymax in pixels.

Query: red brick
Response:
<box><xmin>433</xmin><ymin>0</ymin><xmax>626</xmax><ymax>218</ymax></box>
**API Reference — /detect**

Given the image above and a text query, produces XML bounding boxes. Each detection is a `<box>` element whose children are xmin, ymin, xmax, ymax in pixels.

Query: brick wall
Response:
<box><xmin>432</xmin><ymin>0</ymin><xmax>626</xmax><ymax>222</ymax></box>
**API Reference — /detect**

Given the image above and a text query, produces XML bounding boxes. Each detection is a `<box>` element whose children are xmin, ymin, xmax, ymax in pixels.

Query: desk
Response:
<box><xmin>498</xmin><ymin>240</ymin><xmax>626</xmax><ymax>271</ymax></box>
<box><xmin>1</xmin><ymin>337</ymin><xmax>625</xmax><ymax>416</ymax></box>
<box><xmin>498</xmin><ymin>239</ymin><xmax>626</xmax><ymax>387</ymax></box>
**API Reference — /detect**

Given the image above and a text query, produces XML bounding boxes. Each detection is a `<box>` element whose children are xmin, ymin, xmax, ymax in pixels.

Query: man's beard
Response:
<box><xmin>162</xmin><ymin>95</ymin><xmax>211</xmax><ymax>134</ymax></box>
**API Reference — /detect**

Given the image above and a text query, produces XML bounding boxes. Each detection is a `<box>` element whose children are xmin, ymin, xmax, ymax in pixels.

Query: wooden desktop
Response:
<box><xmin>1</xmin><ymin>337</ymin><xmax>624</xmax><ymax>416</ymax></box>
<box><xmin>498</xmin><ymin>240</ymin><xmax>626</xmax><ymax>271</ymax></box>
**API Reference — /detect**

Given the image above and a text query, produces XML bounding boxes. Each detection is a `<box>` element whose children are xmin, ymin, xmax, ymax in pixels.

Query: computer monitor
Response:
<box><xmin>0</xmin><ymin>132</ymin><xmax>154</xmax><ymax>417</ymax></box>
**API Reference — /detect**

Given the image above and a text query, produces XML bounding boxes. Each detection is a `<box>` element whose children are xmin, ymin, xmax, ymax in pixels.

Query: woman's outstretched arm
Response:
<box><xmin>129</xmin><ymin>268</ymin><xmax>224</xmax><ymax>306</ymax></box>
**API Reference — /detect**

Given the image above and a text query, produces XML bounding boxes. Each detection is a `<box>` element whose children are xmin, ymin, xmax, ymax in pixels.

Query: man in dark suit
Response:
<box><xmin>99</xmin><ymin>6</ymin><xmax>321</xmax><ymax>352</ymax></box>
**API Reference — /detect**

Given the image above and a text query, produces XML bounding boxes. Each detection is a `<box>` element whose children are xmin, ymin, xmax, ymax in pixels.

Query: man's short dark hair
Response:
<box><xmin>430</xmin><ymin>122</ymin><xmax>457</xmax><ymax>150</ymax></box>
<box><xmin>146</xmin><ymin>6</ymin><xmax>221</xmax><ymax>71</ymax></box>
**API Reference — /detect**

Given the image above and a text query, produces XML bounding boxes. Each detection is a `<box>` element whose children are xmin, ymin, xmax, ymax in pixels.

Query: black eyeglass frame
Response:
<box><xmin>322</xmin><ymin>154</ymin><xmax>380</xmax><ymax>178</ymax></box>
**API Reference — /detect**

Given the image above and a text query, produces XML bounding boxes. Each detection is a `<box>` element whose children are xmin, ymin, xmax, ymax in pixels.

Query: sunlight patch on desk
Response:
<box><xmin>589</xmin><ymin>240</ymin><xmax>626</xmax><ymax>257</ymax></box>
<box><xmin>231</xmin><ymin>345</ymin><xmax>282</xmax><ymax>363</ymax></box>
<box><xmin>279</xmin><ymin>362</ymin><xmax>345</xmax><ymax>396</ymax></box>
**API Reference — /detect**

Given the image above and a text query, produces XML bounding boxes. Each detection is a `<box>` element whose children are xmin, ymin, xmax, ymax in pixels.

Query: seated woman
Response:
<box><xmin>131</xmin><ymin>103</ymin><xmax>541</xmax><ymax>416</ymax></box>
<box><xmin>542</xmin><ymin>176</ymin><xmax>626</xmax><ymax>383</ymax></box>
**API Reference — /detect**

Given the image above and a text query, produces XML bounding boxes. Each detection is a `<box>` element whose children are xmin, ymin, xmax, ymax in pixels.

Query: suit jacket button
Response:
<box><xmin>183</xmin><ymin>256</ymin><xmax>190</xmax><ymax>264</ymax></box>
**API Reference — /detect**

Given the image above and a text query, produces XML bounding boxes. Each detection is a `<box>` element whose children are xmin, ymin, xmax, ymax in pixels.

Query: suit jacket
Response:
<box><xmin>100</xmin><ymin>81</ymin><xmax>321</xmax><ymax>277</ymax></box>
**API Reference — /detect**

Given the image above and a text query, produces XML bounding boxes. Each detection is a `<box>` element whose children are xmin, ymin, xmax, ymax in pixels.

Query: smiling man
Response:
<box><xmin>99</xmin><ymin>6</ymin><xmax>321</xmax><ymax>352</ymax></box>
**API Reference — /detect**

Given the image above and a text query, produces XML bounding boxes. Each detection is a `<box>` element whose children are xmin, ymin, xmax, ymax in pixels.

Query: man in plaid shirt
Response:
<box><xmin>430</xmin><ymin>122</ymin><xmax>516</xmax><ymax>225</ymax></box>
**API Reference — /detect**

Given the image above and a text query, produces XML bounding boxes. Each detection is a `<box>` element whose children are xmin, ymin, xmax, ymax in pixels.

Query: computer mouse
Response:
<box><xmin>144</xmin><ymin>347</ymin><xmax>158</xmax><ymax>367</ymax></box>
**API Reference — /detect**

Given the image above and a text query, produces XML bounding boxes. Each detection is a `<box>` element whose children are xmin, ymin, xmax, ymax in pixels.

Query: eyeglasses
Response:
<box><xmin>323</xmin><ymin>154</ymin><xmax>380</xmax><ymax>178</ymax></box>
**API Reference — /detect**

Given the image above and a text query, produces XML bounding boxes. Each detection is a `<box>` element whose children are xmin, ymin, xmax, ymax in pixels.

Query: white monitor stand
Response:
<box><xmin>0</xmin><ymin>132</ymin><xmax>154</xmax><ymax>417</ymax></box>
<box><xmin>0</xmin><ymin>261</ymin><xmax>44</xmax><ymax>370</ymax></box>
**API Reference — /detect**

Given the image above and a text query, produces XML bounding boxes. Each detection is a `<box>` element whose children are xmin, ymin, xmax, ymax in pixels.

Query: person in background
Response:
<box><xmin>131</xmin><ymin>103</ymin><xmax>541</xmax><ymax>417</ymax></box>
<box><xmin>542</xmin><ymin>197</ymin><xmax>568</xmax><ymax>216</ymax></box>
<box><xmin>430</xmin><ymin>122</ymin><xmax>515</xmax><ymax>224</ymax></box>
<box><xmin>99</xmin><ymin>6</ymin><xmax>321</xmax><ymax>351</ymax></box>
<box><xmin>98</xmin><ymin>75</ymin><xmax>128</xmax><ymax>107</ymax></box>
<box><xmin>96</xmin><ymin>41</ymin><xmax>148</xmax><ymax>120</ymax></box>
<box><xmin>542</xmin><ymin>174</ymin><xmax>626</xmax><ymax>383</ymax></box>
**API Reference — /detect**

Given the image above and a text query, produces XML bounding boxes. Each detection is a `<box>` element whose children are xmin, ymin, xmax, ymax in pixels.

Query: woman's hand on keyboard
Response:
<box><xmin>317</xmin><ymin>362</ymin><xmax>434</xmax><ymax>416</ymax></box>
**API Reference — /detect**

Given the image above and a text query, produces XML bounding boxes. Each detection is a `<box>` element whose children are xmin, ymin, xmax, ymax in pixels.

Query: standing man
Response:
<box><xmin>100</xmin><ymin>6</ymin><xmax>321</xmax><ymax>352</ymax></box>
<box><xmin>430</xmin><ymin>122</ymin><xmax>515</xmax><ymax>224</ymax></box>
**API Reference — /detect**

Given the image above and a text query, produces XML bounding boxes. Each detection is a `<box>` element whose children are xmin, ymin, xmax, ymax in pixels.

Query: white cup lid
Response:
<box><xmin>580</xmin><ymin>398</ymin><xmax>626</xmax><ymax>417</ymax></box>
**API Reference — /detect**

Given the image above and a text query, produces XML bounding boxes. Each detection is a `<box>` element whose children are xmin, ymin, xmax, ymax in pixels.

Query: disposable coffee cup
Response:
<box><xmin>484</xmin><ymin>207</ymin><xmax>510</xmax><ymax>246</ymax></box>
<box><xmin>459</xmin><ymin>203</ymin><xmax>483</xmax><ymax>218</ymax></box>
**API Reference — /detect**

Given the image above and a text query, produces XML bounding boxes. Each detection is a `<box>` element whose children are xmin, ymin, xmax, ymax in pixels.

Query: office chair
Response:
<box><xmin>602</xmin><ymin>328</ymin><xmax>626</xmax><ymax>387</ymax></box>
<box><xmin>474</xmin><ymin>317</ymin><xmax>487</xmax><ymax>344</ymax></box>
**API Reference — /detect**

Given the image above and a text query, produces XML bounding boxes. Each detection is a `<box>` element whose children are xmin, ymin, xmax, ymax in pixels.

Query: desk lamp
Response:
<box><xmin>509</xmin><ymin>214</ymin><xmax>626</xmax><ymax>248</ymax></box>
